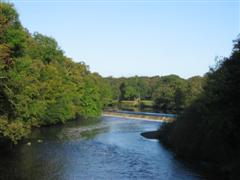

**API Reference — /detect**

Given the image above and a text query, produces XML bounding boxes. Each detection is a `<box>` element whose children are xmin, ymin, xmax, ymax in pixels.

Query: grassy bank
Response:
<box><xmin>108</xmin><ymin>100</ymin><xmax>154</xmax><ymax>111</ymax></box>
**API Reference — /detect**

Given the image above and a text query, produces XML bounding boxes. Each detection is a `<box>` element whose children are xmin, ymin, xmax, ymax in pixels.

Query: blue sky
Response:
<box><xmin>10</xmin><ymin>0</ymin><xmax>239</xmax><ymax>78</ymax></box>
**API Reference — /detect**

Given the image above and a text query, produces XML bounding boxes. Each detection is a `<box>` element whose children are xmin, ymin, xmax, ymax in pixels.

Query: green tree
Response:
<box><xmin>159</xmin><ymin>37</ymin><xmax>240</xmax><ymax>179</ymax></box>
<box><xmin>153</xmin><ymin>75</ymin><xmax>187</xmax><ymax>112</ymax></box>
<box><xmin>0</xmin><ymin>2</ymin><xmax>111</xmax><ymax>143</ymax></box>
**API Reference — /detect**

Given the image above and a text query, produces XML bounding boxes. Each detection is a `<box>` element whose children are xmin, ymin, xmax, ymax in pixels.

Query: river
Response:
<box><xmin>0</xmin><ymin>116</ymin><xmax>207</xmax><ymax>180</ymax></box>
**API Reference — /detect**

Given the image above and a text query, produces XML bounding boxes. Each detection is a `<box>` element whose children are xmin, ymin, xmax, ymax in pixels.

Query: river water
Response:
<box><xmin>0</xmin><ymin>116</ymin><xmax>206</xmax><ymax>180</ymax></box>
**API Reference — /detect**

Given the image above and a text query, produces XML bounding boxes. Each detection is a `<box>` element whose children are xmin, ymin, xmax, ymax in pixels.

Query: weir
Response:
<box><xmin>102</xmin><ymin>110</ymin><xmax>176</xmax><ymax>122</ymax></box>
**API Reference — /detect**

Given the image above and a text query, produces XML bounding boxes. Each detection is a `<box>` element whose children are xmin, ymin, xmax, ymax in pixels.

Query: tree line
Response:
<box><xmin>105</xmin><ymin>74</ymin><xmax>205</xmax><ymax>113</ymax></box>
<box><xmin>158</xmin><ymin>37</ymin><xmax>240</xmax><ymax>179</ymax></box>
<box><xmin>0</xmin><ymin>3</ymin><xmax>111</xmax><ymax>143</ymax></box>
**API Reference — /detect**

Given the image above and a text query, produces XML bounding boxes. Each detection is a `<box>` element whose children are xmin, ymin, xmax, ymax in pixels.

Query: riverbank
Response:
<box><xmin>141</xmin><ymin>130</ymin><xmax>160</xmax><ymax>139</ymax></box>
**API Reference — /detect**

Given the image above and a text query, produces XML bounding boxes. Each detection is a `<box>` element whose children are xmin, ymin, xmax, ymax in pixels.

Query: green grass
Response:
<box><xmin>140</xmin><ymin>100</ymin><xmax>154</xmax><ymax>107</ymax></box>
<box><xmin>117</xmin><ymin>100</ymin><xmax>154</xmax><ymax>107</ymax></box>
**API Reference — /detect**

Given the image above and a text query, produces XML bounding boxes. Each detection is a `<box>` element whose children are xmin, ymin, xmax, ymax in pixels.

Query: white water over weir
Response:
<box><xmin>102</xmin><ymin>110</ymin><xmax>176</xmax><ymax>122</ymax></box>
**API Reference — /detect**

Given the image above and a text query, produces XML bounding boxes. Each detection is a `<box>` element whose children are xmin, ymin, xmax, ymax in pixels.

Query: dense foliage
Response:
<box><xmin>159</xmin><ymin>38</ymin><xmax>240</xmax><ymax>179</ymax></box>
<box><xmin>106</xmin><ymin>75</ymin><xmax>204</xmax><ymax>113</ymax></box>
<box><xmin>0</xmin><ymin>3</ymin><xmax>111</xmax><ymax>143</ymax></box>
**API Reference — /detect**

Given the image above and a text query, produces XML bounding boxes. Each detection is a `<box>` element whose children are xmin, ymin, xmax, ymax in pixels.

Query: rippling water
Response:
<box><xmin>0</xmin><ymin>116</ymin><xmax>206</xmax><ymax>180</ymax></box>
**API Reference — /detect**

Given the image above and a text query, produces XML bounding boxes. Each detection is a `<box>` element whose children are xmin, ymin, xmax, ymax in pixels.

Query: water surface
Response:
<box><xmin>0</xmin><ymin>116</ymin><xmax>205</xmax><ymax>180</ymax></box>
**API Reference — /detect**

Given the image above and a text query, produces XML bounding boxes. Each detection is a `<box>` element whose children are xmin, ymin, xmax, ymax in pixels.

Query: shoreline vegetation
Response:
<box><xmin>106</xmin><ymin>74</ymin><xmax>205</xmax><ymax>114</ymax></box>
<box><xmin>157</xmin><ymin>38</ymin><xmax>240</xmax><ymax>179</ymax></box>
<box><xmin>0</xmin><ymin>3</ymin><xmax>111</xmax><ymax>144</ymax></box>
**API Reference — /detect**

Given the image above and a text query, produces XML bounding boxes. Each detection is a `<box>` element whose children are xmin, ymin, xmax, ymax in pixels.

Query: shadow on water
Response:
<box><xmin>29</xmin><ymin>117</ymin><xmax>103</xmax><ymax>141</ymax></box>
<box><xmin>0</xmin><ymin>117</ymin><xmax>109</xmax><ymax>180</ymax></box>
<box><xmin>167</xmin><ymin>150</ymin><xmax>227</xmax><ymax>180</ymax></box>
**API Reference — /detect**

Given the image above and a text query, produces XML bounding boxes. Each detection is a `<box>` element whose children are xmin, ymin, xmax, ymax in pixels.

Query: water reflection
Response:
<box><xmin>0</xmin><ymin>116</ymin><xmax>205</xmax><ymax>180</ymax></box>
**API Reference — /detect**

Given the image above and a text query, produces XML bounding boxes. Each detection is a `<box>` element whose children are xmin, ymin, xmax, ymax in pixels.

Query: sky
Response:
<box><xmin>9</xmin><ymin>0</ymin><xmax>240</xmax><ymax>78</ymax></box>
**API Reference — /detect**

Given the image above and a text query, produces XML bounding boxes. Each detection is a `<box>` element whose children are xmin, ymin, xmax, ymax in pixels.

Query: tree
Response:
<box><xmin>153</xmin><ymin>75</ymin><xmax>187</xmax><ymax>113</ymax></box>
<box><xmin>0</xmin><ymin>2</ymin><xmax>112</xmax><ymax>143</ymax></box>
<box><xmin>159</xmin><ymin>37</ymin><xmax>240</xmax><ymax>179</ymax></box>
